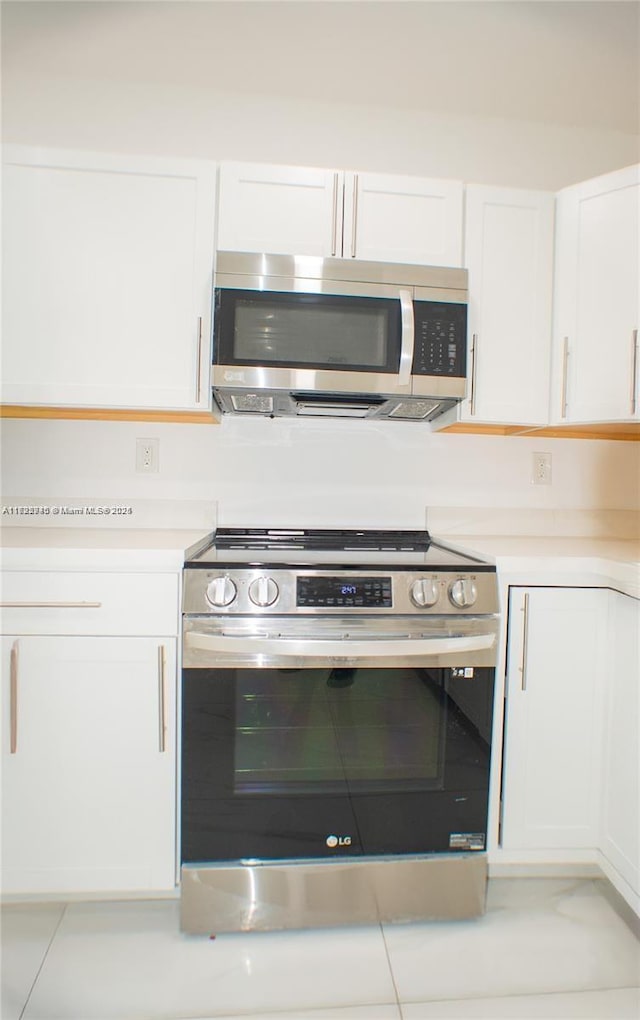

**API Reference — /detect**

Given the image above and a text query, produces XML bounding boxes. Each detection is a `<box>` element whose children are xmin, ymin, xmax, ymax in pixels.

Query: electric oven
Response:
<box><xmin>180</xmin><ymin>529</ymin><xmax>499</xmax><ymax>933</ymax></box>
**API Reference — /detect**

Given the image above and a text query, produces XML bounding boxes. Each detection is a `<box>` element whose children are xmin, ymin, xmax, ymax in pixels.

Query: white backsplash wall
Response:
<box><xmin>2</xmin><ymin>418</ymin><xmax>638</xmax><ymax>532</ymax></box>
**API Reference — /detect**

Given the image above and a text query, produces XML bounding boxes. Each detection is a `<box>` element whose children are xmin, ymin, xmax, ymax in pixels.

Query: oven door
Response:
<box><xmin>181</xmin><ymin>615</ymin><xmax>498</xmax><ymax>864</ymax></box>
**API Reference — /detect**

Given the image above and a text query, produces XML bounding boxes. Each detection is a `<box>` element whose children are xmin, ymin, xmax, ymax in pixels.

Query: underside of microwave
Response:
<box><xmin>213</xmin><ymin>388</ymin><xmax>457</xmax><ymax>421</ymax></box>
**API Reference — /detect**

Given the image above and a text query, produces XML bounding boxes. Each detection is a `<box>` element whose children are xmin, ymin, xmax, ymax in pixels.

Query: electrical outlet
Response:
<box><xmin>532</xmin><ymin>451</ymin><xmax>552</xmax><ymax>485</ymax></box>
<box><xmin>135</xmin><ymin>438</ymin><xmax>159</xmax><ymax>474</ymax></box>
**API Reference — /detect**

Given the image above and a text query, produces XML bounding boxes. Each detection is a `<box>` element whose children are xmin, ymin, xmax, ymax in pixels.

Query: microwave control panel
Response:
<box><xmin>413</xmin><ymin>302</ymin><xmax>467</xmax><ymax>378</ymax></box>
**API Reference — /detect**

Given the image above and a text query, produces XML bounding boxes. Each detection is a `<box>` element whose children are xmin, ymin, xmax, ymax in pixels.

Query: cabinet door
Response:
<box><xmin>1</xmin><ymin>636</ymin><xmax>177</xmax><ymax>893</ymax></box>
<box><xmin>553</xmin><ymin>164</ymin><xmax>639</xmax><ymax>423</ymax></box>
<box><xmin>600</xmin><ymin>592</ymin><xmax>639</xmax><ymax>895</ymax></box>
<box><xmin>2</xmin><ymin>147</ymin><xmax>216</xmax><ymax>410</ymax></box>
<box><xmin>343</xmin><ymin>172</ymin><xmax>463</xmax><ymax>266</ymax></box>
<box><xmin>501</xmin><ymin>588</ymin><xmax>607</xmax><ymax>850</ymax></box>
<box><xmin>460</xmin><ymin>186</ymin><xmax>554</xmax><ymax>424</ymax></box>
<box><xmin>216</xmin><ymin>162</ymin><xmax>341</xmax><ymax>257</ymax></box>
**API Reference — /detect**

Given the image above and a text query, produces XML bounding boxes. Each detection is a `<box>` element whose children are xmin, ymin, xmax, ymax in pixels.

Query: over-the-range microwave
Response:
<box><xmin>211</xmin><ymin>251</ymin><xmax>468</xmax><ymax>422</ymax></box>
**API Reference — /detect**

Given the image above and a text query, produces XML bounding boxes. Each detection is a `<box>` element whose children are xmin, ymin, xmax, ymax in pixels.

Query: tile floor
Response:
<box><xmin>1</xmin><ymin>878</ymin><xmax>639</xmax><ymax>1020</ymax></box>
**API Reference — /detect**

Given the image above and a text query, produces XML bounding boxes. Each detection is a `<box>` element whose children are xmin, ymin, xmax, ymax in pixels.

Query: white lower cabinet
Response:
<box><xmin>500</xmin><ymin>587</ymin><xmax>608</xmax><ymax>851</ymax></box>
<box><xmin>1</xmin><ymin>635</ymin><xmax>177</xmax><ymax>894</ymax></box>
<box><xmin>600</xmin><ymin>591</ymin><xmax>639</xmax><ymax>897</ymax></box>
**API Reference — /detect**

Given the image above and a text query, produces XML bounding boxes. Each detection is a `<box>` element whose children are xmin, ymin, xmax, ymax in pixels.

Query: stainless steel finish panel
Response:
<box><xmin>215</xmin><ymin>250</ymin><xmax>468</xmax><ymax>294</ymax></box>
<box><xmin>182</xmin><ymin>613</ymin><xmax>499</xmax><ymax>669</ymax></box>
<box><xmin>215</xmin><ymin>273</ymin><xmax>415</xmax><ymax>301</ymax></box>
<box><xmin>212</xmin><ymin>365</ymin><xmax>413</xmax><ymax>396</ymax></box>
<box><xmin>183</xmin><ymin>567</ymin><xmax>500</xmax><ymax>616</ymax></box>
<box><xmin>411</xmin><ymin>375</ymin><xmax>466</xmax><ymax>399</ymax></box>
<box><xmin>180</xmin><ymin>855</ymin><xmax>487</xmax><ymax>933</ymax></box>
<box><xmin>212</xmin><ymin>367</ymin><xmax>465</xmax><ymax>400</ymax></box>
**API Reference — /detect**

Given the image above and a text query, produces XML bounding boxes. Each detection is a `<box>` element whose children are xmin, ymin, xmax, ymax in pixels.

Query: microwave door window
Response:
<box><xmin>220</xmin><ymin>291</ymin><xmax>402</xmax><ymax>373</ymax></box>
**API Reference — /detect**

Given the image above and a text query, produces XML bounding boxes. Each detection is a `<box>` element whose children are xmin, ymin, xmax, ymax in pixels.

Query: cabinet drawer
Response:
<box><xmin>0</xmin><ymin>572</ymin><xmax>179</xmax><ymax>635</ymax></box>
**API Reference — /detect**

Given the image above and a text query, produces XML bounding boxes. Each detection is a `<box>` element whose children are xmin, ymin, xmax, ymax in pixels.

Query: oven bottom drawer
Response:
<box><xmin>180</xmin><ymin>854</ymin><xmax>487</xmax><ymax>933</ymax></box>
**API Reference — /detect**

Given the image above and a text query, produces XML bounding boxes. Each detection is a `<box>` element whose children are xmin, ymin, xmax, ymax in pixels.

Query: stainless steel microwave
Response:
<box><xmin>211</xmin><ymin>251</ymin><xmax>468</xmax><ymax>421</ymax></box>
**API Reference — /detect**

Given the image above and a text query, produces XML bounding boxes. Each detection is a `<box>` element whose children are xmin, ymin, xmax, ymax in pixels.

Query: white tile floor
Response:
<box><xmin>1</xmin><ymin>879</ymin><xmax>639</xmax><ymax>1020</ymax></box>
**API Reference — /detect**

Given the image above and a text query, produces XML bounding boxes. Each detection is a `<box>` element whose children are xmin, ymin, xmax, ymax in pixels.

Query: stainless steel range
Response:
<box><xmin>180</xmin><ymin>529</ymin><xmax>500</xmax><ymax>934</ymax></box>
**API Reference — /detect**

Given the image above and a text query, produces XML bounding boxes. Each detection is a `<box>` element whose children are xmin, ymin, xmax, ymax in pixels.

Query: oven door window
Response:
<box><xmin>234</xmin><ymin>667</ymin><xmax>444</xmax><ymax>795</ymax></box>
<box><xmin>215</xmin><ymin>289</ymin><xmax>402</xmax><ymax>373</ymax></box>
<box><xmin>181</xmin><ymin>665</ymin><xmax>494</xmax><ymax>863</ymax></box>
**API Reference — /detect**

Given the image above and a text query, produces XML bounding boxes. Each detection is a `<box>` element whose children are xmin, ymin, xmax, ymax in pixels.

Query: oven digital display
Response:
<box><xmin>297</xmin><ymin>576</ymin><xmax>392</xmax><ymax>608</ymax></box>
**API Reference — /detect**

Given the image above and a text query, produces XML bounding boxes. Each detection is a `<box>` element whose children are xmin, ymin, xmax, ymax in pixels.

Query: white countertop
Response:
<box><xmin>1</xmin><ymin>528</ymin><xmax>639</xmax><ymax>597</ymax></box>
<box><xmin>439</xmin><ymin>535</ymin><xmax>640</xmax><ymax>599</ymax></box>
<box><xmin>0</xmin><ymin>528</ymin><xmax>214</xmax><ymax>571</ymax></box>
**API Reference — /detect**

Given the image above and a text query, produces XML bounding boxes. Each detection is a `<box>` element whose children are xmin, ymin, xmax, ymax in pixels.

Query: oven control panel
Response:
<box><xmin>183</xmin><ymin>568</ymin><xmax>499</xmax><ymax>616</ymax></box>
<box><xmin>297</xmin><ymin>576</ymin><xmax>392</xmax><ymax>608</ymax></box>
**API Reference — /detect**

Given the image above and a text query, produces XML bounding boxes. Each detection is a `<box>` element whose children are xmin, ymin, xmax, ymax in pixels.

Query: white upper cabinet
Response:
<box><xmin>343</xmin><ymin>172</ymin><xmax>463</xmax><ymax>266</ymax></box>
<box><xmin>216</xmin><ymin>163</ymin><xmax>339</xmax><ymax>258</ymax></box>
<box><xmin>552</xmin><ymin>164</ymin><xmax>639</xmax><ymax>424</ymax></box>
<box><xmin>217</xmin><ymin>162</ymin><xmax>463</xmax><ymax>266</ymax></box>
<box><xmin>2</xmin><ymin>147</ymin><xmax>217</xmax><ymax>410</ymax></box>
<box><xmin>460</xmin><ymin>185</ymin><xmax>554</xmax><ymax>425</ymax></box>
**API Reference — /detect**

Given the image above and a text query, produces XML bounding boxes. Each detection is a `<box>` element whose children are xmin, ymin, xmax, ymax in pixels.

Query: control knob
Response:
<box><xmin>206</xmin><ymin>575</ymin><xmax>237</xmax><ymax>608</ymax></box>
<box><xmin>249</xmin><ymin>575</ymin><xmax>279</xmax><ymax>607</ymax></box>
<box><xmin>448</xmin><ymin>578</ymin><xmax>478</xmax><ymax>609</ymax></box>
<box><xmin>410</xmin><ymin>578</ymin><xmax>439</xmax><ymax>608</ymax></box>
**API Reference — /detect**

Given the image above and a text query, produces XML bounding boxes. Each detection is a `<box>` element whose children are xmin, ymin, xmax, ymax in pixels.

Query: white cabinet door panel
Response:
<box><xmin>553</xmin><ymin>164</ymin><xmax>639</xmax><ymax>423</ymax></box>
<box><xmin>501</xmin><ymin>587</ymin><xmax>607</xmax><ymax>850</ymax></box>
<box><xmin>1</xmin><ymin>636</ymin><xmax>177</xmax><ymax>893</ymax></box>
<box><xmin>600</xmin><ymin>592</ymin><xmax>640</xmax><ymax>894</ymax></box>
<box><xmin>461</xmin><ymin>186</ymin><xmax>554</xmax><ymax>424</ymax></box>
<box><xmin>2</xmin><ymin>149</ymin><xmax>216</xmax><ymax>409</ymax></box>
<box><xmin>345</xmin><ymin>172</ymin><xmax>463</xmax><ymax>266</ymax></box>
<box><xmin>216</xmin><ymin>162</ymin><xmax>340</xmax><ymax>257</ymax></box>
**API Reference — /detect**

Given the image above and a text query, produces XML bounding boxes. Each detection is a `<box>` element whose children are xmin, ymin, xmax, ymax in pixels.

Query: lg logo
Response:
<box><xmin>326</xmin><ymin>834</ymin><xmax>352</xmax><ymax>848</ymax></box>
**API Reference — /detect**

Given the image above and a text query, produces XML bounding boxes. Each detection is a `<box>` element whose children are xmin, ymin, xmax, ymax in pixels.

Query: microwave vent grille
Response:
<box><xmin>231</xmin><ymin>393</ymin><xmax>274</xmax><ymax>414</ymax></box>
<box><xmin>389</xmin><ymin>400</ymin><xmax>440</xmax><ymax>420</ymax></box>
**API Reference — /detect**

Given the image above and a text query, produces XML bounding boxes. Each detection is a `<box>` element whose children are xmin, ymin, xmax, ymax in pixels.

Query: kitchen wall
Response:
<box><xmin>2</xmin><ymin>2</ymin><xmax>639</xmax><ymax>532</ymax></box>
<box><xmin>2</xmin><ymin>417</ymin><xmax>639</xmax><ymax>532</ymax></box>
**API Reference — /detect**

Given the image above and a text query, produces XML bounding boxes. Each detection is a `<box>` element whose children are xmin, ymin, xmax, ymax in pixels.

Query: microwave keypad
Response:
<box><xmin>413</xmin><ymin>303</ymin><xmax>466</xmax><ymax>377</ymax></box>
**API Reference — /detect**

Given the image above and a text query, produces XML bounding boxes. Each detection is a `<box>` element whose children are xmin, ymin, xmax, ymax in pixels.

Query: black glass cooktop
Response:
<box><xmin>187</xmin><ymin>528</ymin><xmax>494</xmax><ymax>571</ymax></box>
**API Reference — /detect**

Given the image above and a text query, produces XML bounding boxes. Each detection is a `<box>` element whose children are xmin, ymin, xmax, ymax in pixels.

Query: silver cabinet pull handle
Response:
<box><xmin>330</xmin><ymin>173</ymin><xmax>339</xmax><ymax>257</ymax></box>
<box><xmin>469</xmin><ymin>334</ymin><xmax>479</xmax><ymax>416</ymax></box>
<box><xmin>561</xmin><ymin>337</ymin><xmax>570</xmax><ymax>419</ymax></box>
<box><xmin>398</xmin><ymin>289</ymin><xmax>415</xmax><ymax>387</ymax></box>
<box><xmin>0</xmin><ymin>601</ymin><xmax>102</xmax><ymax>609</ymax></box>
<box><xmin>519</xmin><ymin>592</ymin><xmax>530</xmax><ymax>692</ymax></box>
<box><xmin>158</xmin><ymin>644</ymin><xmax>167</xmax><ymax>753</ymax></box>
<box><xmin>350</xmin><ymin>174</ymin><xmax>359</xmax><ymax>258</ymax></box>
<box><xmin>10</xmin><ymin>640</ymin><xmax>18</xmax><ymax>754</ymax></box>
<box><xmin>631</xmin><ymin>329</ymin><xmax>638</xmax><ymax>415</ymax></box>
<box><xmin>195</xmin><ymin>317</ymin><xmax>203</xmax><ymax>404</ymax></box>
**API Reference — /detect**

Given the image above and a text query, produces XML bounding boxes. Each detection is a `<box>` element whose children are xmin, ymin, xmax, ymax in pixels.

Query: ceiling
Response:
<box><xmin>2</xmin><ymin>1</ymin><xmax>639</xmax><ymax>135</ymax></box>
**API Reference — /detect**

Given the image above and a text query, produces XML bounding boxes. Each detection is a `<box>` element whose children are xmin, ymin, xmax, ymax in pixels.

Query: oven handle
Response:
<box><xmin>183</xmin><ymin>630</ymin><xmax>496</xmax><ymax>659</ymax></box>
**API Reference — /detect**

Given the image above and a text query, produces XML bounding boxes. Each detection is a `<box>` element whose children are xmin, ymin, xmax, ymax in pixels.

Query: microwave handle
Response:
<box><xmin>398</xmin><ymin>289</ymin><xmax>415</xmax><ymax>386</ymax></box>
